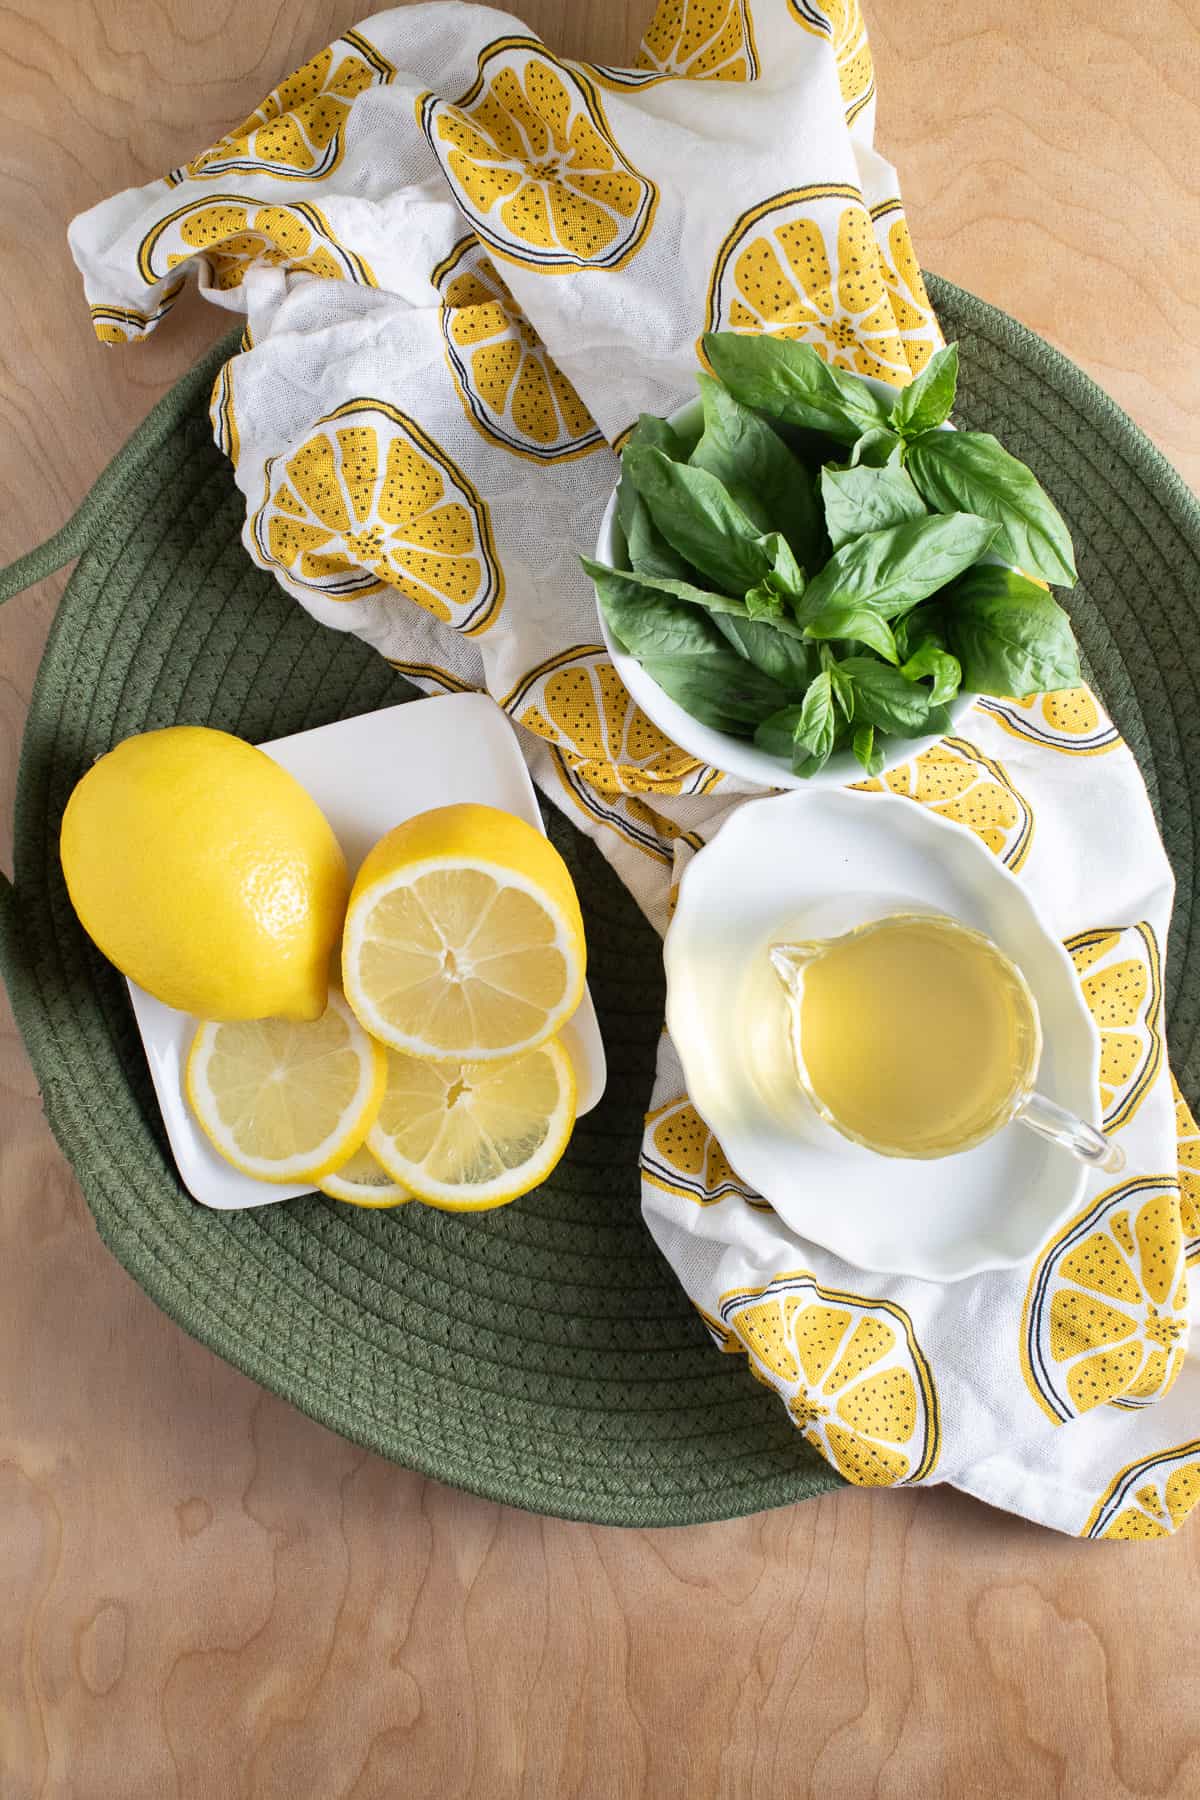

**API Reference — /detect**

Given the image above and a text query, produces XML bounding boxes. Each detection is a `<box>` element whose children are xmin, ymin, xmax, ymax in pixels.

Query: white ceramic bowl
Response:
<box><xmin>594</xmin><ymin>387</ymin><xmax>977</xmax><ymax>789</ymax></box>
<box><xmin>663</xmin><ymin>787</ymin><xmax>1100</xmax><ymax>1281</ymax></box>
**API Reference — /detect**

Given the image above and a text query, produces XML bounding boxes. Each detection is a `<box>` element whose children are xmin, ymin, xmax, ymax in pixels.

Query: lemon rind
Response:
<box><xmin>318</xmin><ymin>1153</ymin><xmax>412</xmax><ymax>1207</ymax></box>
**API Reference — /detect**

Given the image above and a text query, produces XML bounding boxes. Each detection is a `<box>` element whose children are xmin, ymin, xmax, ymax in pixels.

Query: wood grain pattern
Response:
<box><xmin>1</xmin><ymin>4</ymin><xmax>1198</xmax><ymax>1796</ymax></box>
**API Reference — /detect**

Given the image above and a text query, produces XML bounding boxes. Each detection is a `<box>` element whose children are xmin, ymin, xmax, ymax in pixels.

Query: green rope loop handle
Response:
<box><xmin>0</xmin><ymin>335</ymin><xmax>239</xmax><ymax>909</ymax></box>
<box><xmin>0</xmin><ymin>478</ymin><xmax>123</xmax><ymax>604</ymax></box>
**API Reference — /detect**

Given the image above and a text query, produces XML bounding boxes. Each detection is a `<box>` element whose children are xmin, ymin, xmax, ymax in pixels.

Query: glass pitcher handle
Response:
<box><xmin>1016</xmin><ymin>1090</ymin><xmax>1125</xmax><ymax>1174</ymax></box>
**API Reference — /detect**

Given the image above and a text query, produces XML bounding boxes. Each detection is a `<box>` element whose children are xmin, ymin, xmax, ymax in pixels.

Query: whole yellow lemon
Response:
<box><xmin>60</xmin><ymin>726</ymin><xmax>348</xmax><ymax>1020</ymax></box>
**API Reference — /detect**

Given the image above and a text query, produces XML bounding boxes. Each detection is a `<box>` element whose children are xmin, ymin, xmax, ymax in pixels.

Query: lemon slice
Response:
<box><xmin>186</xmin><ymin>991</ymin><xmax>386</xmax><ymax>1184</ymax></box>
<box><xmin>318</xmin><ymin>1144</ymin><xmax>411</xmax><ymax>1208</ymax></box>
<box><xmin>367</xmin><ymin>1037</ymin><xmax>577</xmax><ymax>1209</ymax></box>
<box><xmin>342</xmin><ymin>804</ymin><xmax>586</xmax><ymax>1061</ymax></box>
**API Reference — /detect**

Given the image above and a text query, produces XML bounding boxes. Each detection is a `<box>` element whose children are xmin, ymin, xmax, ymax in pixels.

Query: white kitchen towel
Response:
<box><xmin>70</xmin><ymin>1</ymin><xmax>1200</xmax><ymax>1538</ymax></box>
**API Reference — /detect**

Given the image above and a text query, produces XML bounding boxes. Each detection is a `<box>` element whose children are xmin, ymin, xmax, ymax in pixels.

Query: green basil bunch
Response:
<box><xmin>585</xmin><ymin>335</ymin><xmax>1081</xmax><ymax>777</ymax></box>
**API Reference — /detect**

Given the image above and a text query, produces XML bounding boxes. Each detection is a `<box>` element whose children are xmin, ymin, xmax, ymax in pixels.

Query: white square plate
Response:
<box><xmin>130</xmin><ymin>693</ymin><xmax>608</xmax><ymax>1210</ymax></box>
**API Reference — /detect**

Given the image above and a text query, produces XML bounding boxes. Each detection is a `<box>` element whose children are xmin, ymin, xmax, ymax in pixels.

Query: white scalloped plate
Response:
<box><xmin>664</xmin><ymin>788</ymin><xmax>1099</xmax><ymax>1281</ymax></box>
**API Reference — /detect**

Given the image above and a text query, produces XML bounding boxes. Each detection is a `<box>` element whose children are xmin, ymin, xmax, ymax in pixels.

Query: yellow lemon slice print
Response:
<box><xmin>90</xmin><ymin>280</ymin><xmax>186</xmax><ymax>346</ymax></box>
<box><xmin>513</xmin><ymin>649</ymin><xmax>714</xmax><ymax>797</ymax></box>
<box><xmin>979</xmin><ymin>687</ymin><xmax>1121</xmax><ymax>756</ymax></box>
<box><xmin>718</xmin><ymin>1272</ymin><xmax>940</xmax><ymax>1486</ymax></box>
<box><xmin>1021</xmin><ymin>1174</ymin><xmax>1187</xmax><ymax>1424</ymax></box>
<box><xmin>433</xmin><ymin>235</ymin><xmax>603</xmax><ymax>461</ymax></box>
<box><xmin>704</xmin><ymin>186</ymin><xmax>912</xmax><ymax>387</ymax></box>
<box><xmin>1082</xmin><ymin>1440</ymin><xmax>1200</xmax><ymax>1540</ymax></box>
<box><xmin>788</xmin><ymin>0</ymin><xmax>875</xmax><ymax>123</ymax></box>
<box><xmin>175</xmin><ymin>31</ymin><xmax>394</xmax><ymax>185</ymax></box>
<box><xmin>419</xmin><ymin>38</ymin><xmax>658</xmax><ymax>273</ymax></box>
<box><xmin>508</xmin><ymin>647</ymin><xmax>722</xmax><ymax>862</ymax></box>
<box><xmin>641</xmin><ymin>1094</ymin><xmax>766</xmax><ymax>1207</ymax></box>
<box><xmin>1173</xmin><ymin>1075</ymin><xmax>1200</xmax><ymax>1250</ymax></box>
<box><xmin>1067</xmin><ymin>923</ymin><xmax>1163</xmax><ymax>1131</ymax></box>
<box><xmin>137</xmin><ymin>195</ymin><xmax>375</xmax><ymax>292</ymax></box>
<box><xmin>250</xmin><ymin>399</ymin><xmax>503</xmax><ymax>633</ymax></box>
<box><xmin>855</xmin><ymin>736</ymin><xmax>1034</xmax><ymax>871</ymax></box>
<box><xmin>869</xmin><ymin>201</ymin><xmax>944</xmax><ymax>377</ymax></box>
<box><xmin>209</xmin><ymin>357</ymin><xmax>240</xmax><ymax>466</ymax></box>
<box><xmin>637</xmin><ymin>0</ymin><xmax>759</xmax><ymax>81</ymax></box>
<box><xmin>692</xmin><ymin>1303</ymin><xmax>744</xmax><ymax>1353</ymax></box>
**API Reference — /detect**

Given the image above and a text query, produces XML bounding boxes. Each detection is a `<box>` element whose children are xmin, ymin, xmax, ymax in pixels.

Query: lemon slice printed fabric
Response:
<box><xmin>69</xmin><ymin>1</ymin><xmax>1196</xmax><ymax>1539</ymax></box>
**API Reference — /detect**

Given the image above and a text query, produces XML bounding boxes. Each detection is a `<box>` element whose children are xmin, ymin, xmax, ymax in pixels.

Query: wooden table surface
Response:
<box><xmin>2</xmin><ymin>4</ymin><xmax>1198</xmax><ymax>1795</ymax></box>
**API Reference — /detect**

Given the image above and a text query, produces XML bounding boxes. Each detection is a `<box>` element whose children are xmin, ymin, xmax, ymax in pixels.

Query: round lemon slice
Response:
<box><xmin>367</xmin><ymin>1037</ymin><xmax>577</xmax><ymax>1210</ymax></box>
<box><xmin>342</xmin><ymin>804</ymin><xmax>586</xmax><ymax>1061</ymax></box>
<box><xmin>186</xmin><ymin>991</ymin><xmax>386</xmax><ymax>1184</ymax></box>
<box><xmin>318</xmin><ymin>1144</ymin><xmax>411</xmax><ymax>1208</ymax></box>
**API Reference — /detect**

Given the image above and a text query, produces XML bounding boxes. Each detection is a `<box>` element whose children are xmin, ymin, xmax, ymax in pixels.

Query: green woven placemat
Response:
<box><xmin>2</xmin><ymin>277</ymin><xmax>1198</xmax><ymax>1526</ymax></box>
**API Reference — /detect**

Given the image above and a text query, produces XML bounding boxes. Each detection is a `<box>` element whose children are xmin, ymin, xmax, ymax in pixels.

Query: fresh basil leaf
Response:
<box><xmin>615</xmin><ymin>476</ymin><xmax>693</xmax><ymax>582</ymax></box>
<box><xmin>791</xmin><ymin>671</ymin><xmax>837</xmax><ymax>774</ymax></box>
<box><xmin>945</xmin><ymin>565</ymin><xmax>1082</xmax><ymax>696</ymax></box>
<box><xmin>623</xmin><ymin>447</ymin><xmax>799</xmax><ymax>597</ymax></box>
<box><xmin>711</xmin><ymin>615</ymin><xmax>819</xmax><ymax>689</ymax></box>
<box><xmin>616</xmin><ymin>414</ymin><xmax>698</xmax><ymax>579</ymax></box>
<box><xmin>804</xmin><ymin>603</ymin><xmax>900</xmax><ymax>664</ymax></box>
<box><xmin>893</xmin><ymin>604</ymin><xmax>945</xmax><ymax>663</ymax></box>
<box><xmin>589</xmin><ymin>565</ymin><xmax>728</xmax><ymax>658</ymax></box>
<box><xmin>639</xmin><ymin>652</ymin><xmax>791</xmax><ymax>736</ymax></box>
<box><xmin>752</xmin><ymin>676</ymin><xmax>838</xmax><ymax>772</ymax></box>
<box><xmin>588</xmin><ymin>564</ymin><xmax>790</xmax><ymax>734</ymax></box>
<box><xmin>623</xmin><ymin>412</ymin><xmax>688</xmax><ymax>461</ymax></box>
<box><xmin>691</xmin><ymin>374</ymin><xmax>822</xmax><ymax>565</ymax></box>
<box><xmin>762</xmin><ymin>533</ymin><xmax>806</xmax><ymax>600</ymax></box>
<box><xmin>799</xmin><ymin>512</ymin><xmax>998</xmax><ymax>623</ymax></box>
<box><xmin>745</xmin><ymin>579</ymin><xmax>786</xmax><ymax>621</ymax></box>
<box><xmin>852</xmin><ymin>722</ymin><xmax>886</xmax><ymax>776</ymax></box>
<box><xmin>850</xmin><ymin>428</ymin><xmax>904</xmax><ymax>468</ymax></box>
<box><xmin>819</xmin><ymin>462</ymin><xmax>927</xmax><ymax>551</ymax></box>
<box><xmin>905</xmin><ymin>429</ymin><xmax>1078</xmax><ymax>587</ymax></box>
<box><xmin>754</xmin><ymin>705</ymin><xmax>805</xmax><ymax>760</ymax></box>
<box><xmin>702</xmin><ymin>332</ymin><xmax>893</xmax><ymax>445</ymax></box>
<box><xmin>900</xmin><ymin>639</ymin><xmax>962</xmax><ymax>705</ymax></box>
<box><xmin>586</xmin><ymin>554</ymin><xmax>815</xmax><ymax>690</ymax></box>
<box><xmin>889</xmin><ymin>343</ymin><xmax>959</xmax><ymax>437</ymax></box>
<box><xmin>838</xmin><ymin>657</ymin><xmax>942</xmax><ymax>733</ymax></box>
<box><xmin>828</xmin><ymin>658</ymin><xmax>856</xmax><ymax>722</ymax></box>
<box><xmin>581</xmin><ymin>557</ymin><xmax>810</xmax><ymax>639</ymax></box>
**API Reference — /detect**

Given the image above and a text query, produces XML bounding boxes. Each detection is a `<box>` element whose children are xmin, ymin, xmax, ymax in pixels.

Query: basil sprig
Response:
<box><xmin>588</xmin><ymin>337</ymin><xmax>1083</xmax><ymax>777</ymax></box>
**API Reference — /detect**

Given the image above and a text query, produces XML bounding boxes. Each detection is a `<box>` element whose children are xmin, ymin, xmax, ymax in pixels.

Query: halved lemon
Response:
<box><xmin>186</xmin><ymin>990</ymin><xmax>386</xmax><ymax>1184</ymax></box>
<box><xmin>318</xmin><ymin>1144</ymin><xmax>411</xmax><ymax>1208</ymax></box>
<box><xmin>342</xmin><ymin>804</ymin><xmax>586</xmax><ymax>1061</ymax></box>
<box><xmin>367</xmin><ymin>1037</ymin><xmax>577</xmax><ymax>1209</ymax></box>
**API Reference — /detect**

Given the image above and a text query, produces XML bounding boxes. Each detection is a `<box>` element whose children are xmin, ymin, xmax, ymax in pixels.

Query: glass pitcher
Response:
<box><xmin>769</xmin><ymin>912</ymin><xmax>1124</xmax><ymax>1171</ymax></box>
